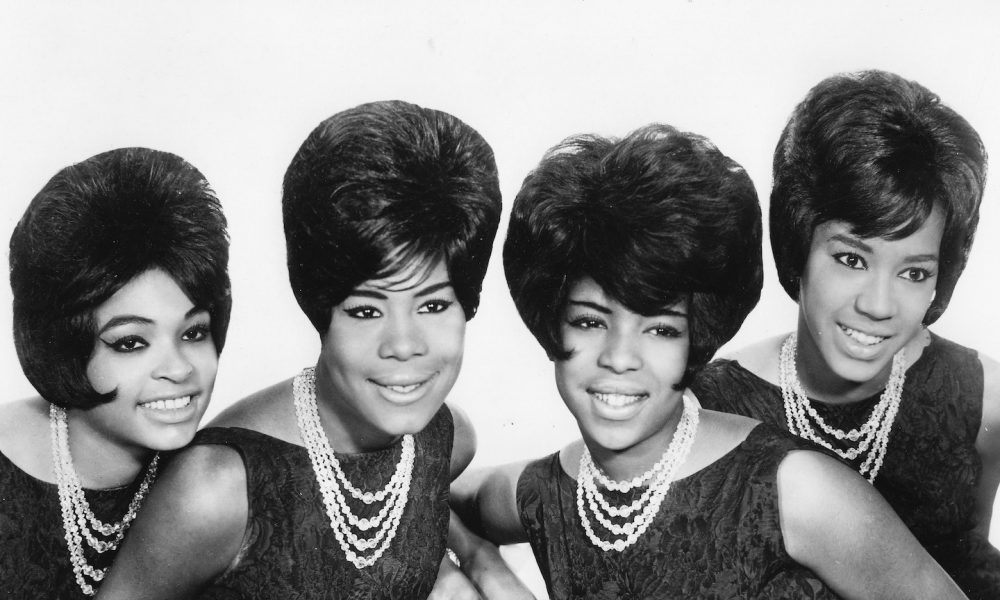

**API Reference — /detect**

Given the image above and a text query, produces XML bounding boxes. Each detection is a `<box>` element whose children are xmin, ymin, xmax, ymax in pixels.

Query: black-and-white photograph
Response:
<box><xmin>1</xmin><ymin>2</ymin><xmax>998</xmax><ymax>598</ymax></box>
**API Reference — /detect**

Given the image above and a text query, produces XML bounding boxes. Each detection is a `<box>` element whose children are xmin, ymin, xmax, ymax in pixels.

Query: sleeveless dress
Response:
<box><xmin>692</xmin><ymin>333</ymin><xmax>1000</xmax><ymax>599</ymax></box>
<box><xmin>0</xmin><ymin>448</ymin><xmax>157</xmax><ymax>598</ymax></box>
<box><xmin>516</xmin><ymin>424</ymin><xmax>839</xmax><ymax>599</ymax></box>
<box><xmin>191</xmin><ymin>405</ymin><xmax>453</xmax><ymax>600</ymax></box>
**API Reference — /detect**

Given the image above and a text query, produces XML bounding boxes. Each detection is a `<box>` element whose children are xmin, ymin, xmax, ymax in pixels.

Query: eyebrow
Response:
<box><xmin>349</xmin><ymin>280</ymin><xmax>453</xmax><ymax>301</ymax></box>
<box><xmin>97</xmin><ymin>306</ymin><xmax>207</xmax><ymax>335</ymax></box>
<box><xmin>567</xmin><ymin>299</ymin><xmax>688</xmax><ymax>318</ymax></box>
<box><xmin>828</xmin><ymin>233</ymin><xmax>939</xmax><ymax>263</ymax></box>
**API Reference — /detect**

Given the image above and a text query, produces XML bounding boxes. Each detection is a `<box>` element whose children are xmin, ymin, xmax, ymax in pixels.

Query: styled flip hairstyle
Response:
<box><xmin>283</xmin><ymin>100</ymin><xmax>502</xmax><ymax>334</ymax></box>
<box><xmin>504</xmin><ymin>124</ymin><xmax>763</xmax><ymax>387</ymax></box>
<box><xmin>771</xmin><ymin>69</ymin><xmax>987</xmax><ymax>325</ymax></box>
<box><xmin>10</xmin><ymin>147</ymin><xmax>231</xmax><ymax>410</ymax></box>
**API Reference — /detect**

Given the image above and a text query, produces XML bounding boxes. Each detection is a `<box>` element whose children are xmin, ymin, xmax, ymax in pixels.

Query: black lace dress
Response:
<box><xmin>191</xmin><ymin>405</ymin><xmax>453</xmax><ymax>599</ymax></box>
<box><xmin>693</xmin><ymin>333</ymin><xmax>1000</xmax><ymax>599</ymax></box>
<box><xmin>0</xmin><ymin>448</ymin><xmax>155</xmax><ymax>598</ymax></box>
<box><xmin>516</xmin><ymin>424</ymin><xmax>838</xmax><ymax>599</ymax></box>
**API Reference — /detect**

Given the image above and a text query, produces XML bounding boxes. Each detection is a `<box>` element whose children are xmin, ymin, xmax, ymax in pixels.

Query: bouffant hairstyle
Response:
<box><xmin>771</xmin><ymin>70</ymin><xmax>987</xmax><ymax>325</ymax></box>
<box><xmin>10</xmin><ymin>147</ymin><xmax>231</xmax><ymax>410</ymax></box>
<box><xmin>282</xmin><ymin>100</ymin><xmax>502</xmax><ymax>334</ymax></box>
<box><xmin>504</xmin><ymin>124</ymin><xmax>762</xmax><ymax>387</ymax></box>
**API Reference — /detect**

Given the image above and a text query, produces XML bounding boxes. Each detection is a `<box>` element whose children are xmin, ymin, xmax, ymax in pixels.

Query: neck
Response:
<box><xmin>312</xmin><ymin>360</ymin><xmax>400</xmax><ymax>454</ymax></box>
<box><xmin>586</xmin><ymin>397</ymin><xmax>686</xmax><ymax>482</ymax></box>
<box><xmin>63</xmin><ymin>410</ymin><xmax>152</xmax><ymax>489</ymax></box>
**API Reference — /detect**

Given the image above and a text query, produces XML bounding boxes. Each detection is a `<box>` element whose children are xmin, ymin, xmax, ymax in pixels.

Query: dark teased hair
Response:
<box><xmin>504</xmin><ymin>124</ymin><xmax>763</xmax><ymax>387</ymax></box>
<box><xmin>771</xmin><ymin>70</ymin><xmax>987</xmax><ymax>325</ymax></box>
<box><xmin>282</xmin><ymin>100</ymin><xmax>502</xmax><ymax>334</ymax></box>
<box><xmin>10</xmin><ymin>147</ymin><xmax>231</xmax><ymax>410</ymax></box>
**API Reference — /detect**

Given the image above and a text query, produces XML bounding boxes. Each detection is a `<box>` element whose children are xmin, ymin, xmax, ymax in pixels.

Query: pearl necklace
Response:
<box><xmin>292</xmin><ymin>367</ymin><xmax>414</xmax><ymax>569</ymax></box>
<box><xmin>49</xmin><ymin>405</ymin><xmax>160</xmax><ymax>596</ymax></box>
<box><xmin>576</xmin><ymin>393</ymin><xmax>699</xmax><ymax>552</ymax></box>
<box><xmin>778</xmin><ymin>332</ymin><xmax>905</xmax><ymax>483</ymax></box>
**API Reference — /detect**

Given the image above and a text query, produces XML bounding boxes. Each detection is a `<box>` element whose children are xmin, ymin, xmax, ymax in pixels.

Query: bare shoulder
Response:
<box><xmin>97</xmin><ymin>442</ymin><xmax>249</xmax><ymax>597</ymax></box>
<box><xmin>446</xmin><ymin>402</ymin><xmax>476</xmax><ymax>479</ymax></box>
<box><xmin>164</xmin><ymin>442</ymin><xmax>248</xmax><ymax>508</ymax></box>
<box><xmin>717</xmin><ymin>334</ymin><xmax>786</xmax><ymax>381</ymax></box>
<box><xmin>208</xmin><ymin>378</ymin><xmax>299</xmax><ymax>444</ymax></box>
<box><xmin>675</xmin><ymin>409</ymin><xmax>760</xmax><ymax>478</ymax></box>
<box><xmin>979</xmin><ymin>352</ymin><xmax>1000</xmax><ymax>428</ymax></box>
<box><xmin>557</xmin><ymin>439</ymin><xmax>586</xmax><ymax>479</ymax></box>
<box><xmin>0</xmin><ymin>396</ymin><xmax>52</xmax><ymax>478</ymax></box>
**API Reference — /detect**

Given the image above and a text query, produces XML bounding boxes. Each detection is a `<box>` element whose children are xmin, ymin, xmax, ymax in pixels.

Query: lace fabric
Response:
<box><xmin>516</xmin><ymin>424</ymin><xmax>838</xmax><ymax>599</ymax></box>
<box><xmin>0</xmin><ymin>448</ymin><xmax>157</xmax><ymax>598</ymax></box>
<box><xmin>693</xmin><ymin>333</ymin><xmax>1000</xmax><ymax>599</ymax></box>
<box><xmin>192</xmin><ymin>405</ymin><xmax>453</xmax><ymax>600</ymax></box>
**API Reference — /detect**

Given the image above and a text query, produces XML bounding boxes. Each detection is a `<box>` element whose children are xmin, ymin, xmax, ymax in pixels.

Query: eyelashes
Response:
<box><xmin>342</xmin><ymin>299</ymin><xmax>455</xmax><ymax>319</ymax></box>
<box><xmin>101</xmin><ymin>322</ymin><xmax>212</xmax><ymax>354</ymax></box>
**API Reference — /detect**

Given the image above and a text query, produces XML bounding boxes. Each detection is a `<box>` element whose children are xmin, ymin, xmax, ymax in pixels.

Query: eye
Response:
<box><xmin>104</xmin><ymin>335</ymin><xmax>148</xmax><ymax>353</ymax></box>
<box><xmin>899</xmin><ymin>267</ymin><xmax>933</xmax><ymax>283</ymax></box>
<box><xmin>833</xmin><ymin>252</ymin><xmax>867</xmax><ymax>270</ymax></box>
<box><xmin>182</xmin><ymin>323</ymin><xmax>212</xmax><ymax>342</ymax></box>
<box><xmin>417</xmin><ymin>299</ymin><xmax>454</xmax><ymax>314</ymax></box>
<box><xmin>567</xmin><ymin>315</ymin><xmax>606</xmax><ymax>330</ymax></box>
<box><xmin>344</xmin><ymin>305</ymin><xmax>382</xmax><ymax>319</ymax></box>
<box><xmin>648</xmin><ymin>324</ymin><xmax>684</xmax><ymax>338</ymax></box>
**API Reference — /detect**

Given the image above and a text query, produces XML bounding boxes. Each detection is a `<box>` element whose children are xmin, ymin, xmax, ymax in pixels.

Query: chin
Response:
<box><xmin>826</xmin><ymin>354</ymin><xmax>892</xmax><ymax>386</ymax></box>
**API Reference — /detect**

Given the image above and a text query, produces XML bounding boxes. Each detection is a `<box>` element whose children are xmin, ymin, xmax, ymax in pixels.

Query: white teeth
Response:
<box><xmin>594</xmin><ymin>393</ymin><xmax>644</xmax><ymax>407</ymax></box>
<box><xmin>385</xmin><ymin>383</ymin><xmax>421</xmax><ymax>394</ymax></box>
<box><xmin>141</xmin><ymin>395</ymin><xmax>192</xmax><ymax>411</ymax></box>
<box><xmin>841</xmin><ymin>326</ymin><xmax>886</xmax><ymax>346</ymax></box>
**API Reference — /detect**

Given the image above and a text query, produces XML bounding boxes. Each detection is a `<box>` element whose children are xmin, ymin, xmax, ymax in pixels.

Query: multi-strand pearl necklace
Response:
<box><xmin>292</xmin><ymin>367</ymin><xmax>415</xmax><ymax>569</ymax></box>
<box><xmin>778</xmin><ymin>332</ymin><xmax>905</xmax><ymax>483</ymax></box>
<box><xmin>576</xmin><ymin>393</ymin><xmax>699</xmax><ymax>552</ymax></box>
<box><xmin>49</xmin><ymin>405</ymin><xmax>160</xmax><ymax>596</ymax></box>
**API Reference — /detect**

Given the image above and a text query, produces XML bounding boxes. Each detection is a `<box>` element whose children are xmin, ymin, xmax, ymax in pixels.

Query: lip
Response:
<box><xmin>137</xmin><ymin>393</ymin><xmax>201</xmax><ymax>424</ymax></box>
<box><xmin>370</xmin><ymin>372</ymin><xmax>439</xmax><ymax>406</ymax></box>
<box><xmin>836</xmin><ymin>324</ymin><xmax>892</xmax><ymax>360</ymax></box>
<box><xmin>587</xmin><ymin>385</ymin><xmax>649</xmax><ymax>421</ymax></box>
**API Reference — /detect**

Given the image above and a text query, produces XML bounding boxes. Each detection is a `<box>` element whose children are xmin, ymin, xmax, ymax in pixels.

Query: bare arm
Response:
<box><xmin>96</xmin><ymin>445</ymin><xmax>249</xmax><ymax>600</ymax></box>
<box><xmin>778</xmin><ymin>450</ymin><xmax>967</xmax><ymax>600</ymax></box>
<box><xmin>448</xmin><ymin>403</ymin><xmax>477</xmax><ymax>481</ymax></box>
<box><xmin>974</xmin><ymin>353</ymin><xmax>1000</xmax><ymax>540</ymax></box>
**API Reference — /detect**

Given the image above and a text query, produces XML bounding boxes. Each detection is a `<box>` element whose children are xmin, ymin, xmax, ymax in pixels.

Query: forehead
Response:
<box><xmin>93</xmin><ymin>269</ymin><xmax>195</xmax><ymax>322</ymax></box>
<box><xmin>566</xmin><ymin>277</ymin><xmax>688</xmax><ymax>313</ymax></box>
<box><xmin>812</xmin><ymin>205</ymin><xmax>945</xmax><ymax>252</ymax></box>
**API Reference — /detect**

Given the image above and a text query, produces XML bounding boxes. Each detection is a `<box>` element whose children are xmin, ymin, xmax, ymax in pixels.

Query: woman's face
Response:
<box><xmin>82</xmin><ymin>268</ymin><xmax>218</xmax><ymax>455</ymax></box>
<box><xmin>796</xmin><ymin>207</ymin><xmax>944</xmax><ymax>394</ymax></box>
<box><xmin>315</xmin><ymin>259</ymin><xmax>466</xmax><ymax>452</ymax></box>
<box><xmin>555</xmin><ymin>277</ymin><xmax>689</xmax><ymax>459</ymax></box>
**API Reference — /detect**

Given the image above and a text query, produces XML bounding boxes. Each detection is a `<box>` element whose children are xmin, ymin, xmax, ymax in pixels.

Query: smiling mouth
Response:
<box><xmin>839</xmin><ymin>325</ymin><xmax>888</xmax><ymax>346</ymax></box>
<box><xmin>139</xmin><ymin>395</ymin><xmax>194</xmax><ymax>411</ymax></box>
<box><xmin>371</xmin><ymin>374</ymin><xmax>437</xmax><ymax>395</ymax></box>
<box><xmin>592</xmin><ymin>392</ymin><xmax>647</xmax><ymax>408</ymax></box>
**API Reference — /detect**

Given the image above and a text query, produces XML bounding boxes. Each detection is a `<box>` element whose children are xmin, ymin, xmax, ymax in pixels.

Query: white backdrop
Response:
<box><xmin>2</xmin><ymin>1</ymin><xmax>998</xmax><ymax>592</ymax></box>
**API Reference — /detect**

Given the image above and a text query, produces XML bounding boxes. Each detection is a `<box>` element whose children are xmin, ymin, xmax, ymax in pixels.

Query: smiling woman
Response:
<box><xmin>449</xmin><ymin>123</ymin><xmax>967</xmax><ymax>599</ymax></box>
<box><xmin>692</xmin><ymin>70</ymin><xmax>1000</xmax><ymax>598</ymax></box>
<box><xmin>0</xmin><ymin>148</ymin><xmax>231</xmax><ymax>598</ymax></box>
<box><xmin>95</xmin><ymin>100</ymin><xmax>504</xmax><ymax>599</ymax></box>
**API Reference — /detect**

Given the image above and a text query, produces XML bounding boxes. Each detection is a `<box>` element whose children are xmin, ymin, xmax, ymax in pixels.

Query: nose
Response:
<box><xmin>854</xmin><ymin>274</ymin><xmax>896</xmax><ymax>321</ymax></box>
<box><xmin>596</xmin><ymin>329</ymin><xmax>642</xmax><ymax>373</ymax></box>
<box><xmin>378</xmin><ymin>313</ymin><xmax>428</xmax><ymax>360</ymax></box>
<box><xmin>152</xmin><ymin>343</ymin><xmax>195</xmax><ymax>382</ymax></box>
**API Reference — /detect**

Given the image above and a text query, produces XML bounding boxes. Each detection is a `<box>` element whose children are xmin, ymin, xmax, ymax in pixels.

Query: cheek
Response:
<box><xmin>431</xmin><ymin>317</ymin><xmax>466</xmax><ymax>364</ymax></box>
<box><xmin>85</xmin><ymin>350</ymin><xmax>123</xmax><ymax>395</ymax></box>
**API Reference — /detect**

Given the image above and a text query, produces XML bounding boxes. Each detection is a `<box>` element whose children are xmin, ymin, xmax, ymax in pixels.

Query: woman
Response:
<box><xmin>692</xmin><ymin>70</ymin><xmax>1000</xmax><ymax>598</ymax></box>
<box><xmin>0</xmin><ymin>148</ymin><xmax>231</xmax><ymax>597</ymax></box>
<box><xmin>98</xmin><ymin>100</ymin><xmax>502</xmax><ymax>598</ymax></box>
<box><xmin>451</xmin><ymin>124</ymin><xmax>965</xmax><ymax>598</ymax></box>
